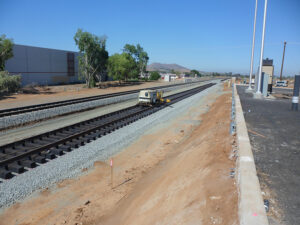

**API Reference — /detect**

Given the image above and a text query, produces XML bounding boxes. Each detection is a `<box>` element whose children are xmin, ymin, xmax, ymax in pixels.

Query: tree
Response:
<box><xmin>190</xmin><ymin>69</ymin><xmax>201</xmax><ymax>77</ymax></box>
<box><xmin>212</xmin><ymin>72</ymin><xmax>221</xmax><ymax>77</ymax></box>
<box><xmin>123</xmin><ymin>44</ymin><xmax>149</xmax><ymax>78</ymax></box>
<box><xmin>0</xmin><ymin>35</ymin><xmax>14</xmax><ymax>71</ymax></box>
<box><xmin>107</xmin><ymin>53</ymin><xmax>136</xmax><ymax>82</ymax></box>
<box><xmin>74</xmin><ymin>29</ymin><xmax>108</xmax><ymax>88</ymax></box>
<box><xmin>149</xmin><ymin>71</ymin><xmax>160</xmax><ymax>80</ymax></box>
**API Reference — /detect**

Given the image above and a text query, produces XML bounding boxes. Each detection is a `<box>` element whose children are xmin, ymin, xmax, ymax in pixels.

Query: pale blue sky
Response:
<box><xmin>1</xmin><ymin>0</ymin><xmax>299</xmax><ymax>76</ymax></box>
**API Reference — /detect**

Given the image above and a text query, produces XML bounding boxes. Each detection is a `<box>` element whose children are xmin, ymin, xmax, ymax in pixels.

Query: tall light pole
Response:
<box><xmin>279</xmin><ymin>41</ymin><xmax>287</xmax><ymax>81</ymax></box>
<box><xmin>256</xmin><ymin>0</ymin><xmax>268</xmax><ymax>94</ymax></box>
<box><xmin>248</xmin><ymin>0</ymin><xmax>258</xmax><ymax>90</ymax></box>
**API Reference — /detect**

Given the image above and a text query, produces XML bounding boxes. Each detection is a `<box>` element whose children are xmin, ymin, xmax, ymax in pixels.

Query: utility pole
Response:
<box><xmin>279</xmin><ymin>41</ymin><xmax>287</xmax><ymax>81</ymax></box>
<box><xmin>256</xmin><ymin>0</ymin><xmax>268</xmax><ymax>94</ymax></box>
<box><xmin>248</xmin><ymin>0</ymin><xmax>258</xmax><ymax>90</ymax></box>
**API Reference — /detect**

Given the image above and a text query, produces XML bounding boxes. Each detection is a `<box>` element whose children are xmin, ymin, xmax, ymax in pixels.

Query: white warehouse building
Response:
<box><xmin>5</xmin><ymin>44</ymin><xmax>81</xmax><ymax>86</ymax></box>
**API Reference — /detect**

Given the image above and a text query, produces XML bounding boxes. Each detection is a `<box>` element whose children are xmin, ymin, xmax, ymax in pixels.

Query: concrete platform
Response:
<box><xmin>237</xmin><ymin>85</ymin><xmax>300</xmax><ymax>225</ymax></box>
<box><xmin>234</xmin><ymin>85</ymin><xmax>269</xmax><ymax>225</ymax></box>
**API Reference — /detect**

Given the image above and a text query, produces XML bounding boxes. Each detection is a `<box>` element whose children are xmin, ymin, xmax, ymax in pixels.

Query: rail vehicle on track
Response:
<box><xmin>138</xmin><ymin>90</ymin><xmax>170</xmax><ymax>105</ymax></box>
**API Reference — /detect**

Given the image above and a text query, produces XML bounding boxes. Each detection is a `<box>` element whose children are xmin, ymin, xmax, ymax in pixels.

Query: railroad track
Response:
<box><xmin>0</xmin><ymin>80</ymin><xmax>211</xmax><ymax>118</ymax></box>
<box><xmin>0</xmin><ymin>83</ymin><xmax>215</xmax><ymax>179</ymax></box>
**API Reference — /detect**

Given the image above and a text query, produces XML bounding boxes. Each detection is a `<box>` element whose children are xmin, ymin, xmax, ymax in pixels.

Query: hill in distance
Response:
<box><xmin>147</xmin><ymin>63</ymin><xmax>191</xmax><ymax>73</ymax></box>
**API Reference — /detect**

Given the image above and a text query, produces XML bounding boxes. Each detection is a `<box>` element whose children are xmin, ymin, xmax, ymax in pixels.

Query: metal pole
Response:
<box><xmin>292</xmin><ymin>75</ymin><xmax>300</xmax><ymax>111</ymax></box>
<box><xmin>279</xmin><ymin>41</ymin><xmax>287</xmax><ymax>81</ymax></box>
<box><xmin>248</xmin><ymin>0</ymin><xmax>258</xmax><ymax>90</ymax></box>
<box><xmin>256</xmin><ymin>0</ymin><xmax>268</xmax><ymax>94</ymax></box>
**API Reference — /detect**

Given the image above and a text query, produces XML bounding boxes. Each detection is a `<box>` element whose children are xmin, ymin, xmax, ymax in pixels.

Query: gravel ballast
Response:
<box><xmin>0</xmin><ymin>81</ymin><xmax>208</xmax><ymax>130</ymax></box>
<box><xmin>0</xmin><ymin>81</ymin><xmax>222</xmax><ymax>209</ymax></box>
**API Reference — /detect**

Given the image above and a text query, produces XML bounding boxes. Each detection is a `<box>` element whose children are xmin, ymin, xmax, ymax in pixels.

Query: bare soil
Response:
<box><xmin>0</xmin><ymin>88</ymin><xmax>238</xmax><ymax>225</ymax></box>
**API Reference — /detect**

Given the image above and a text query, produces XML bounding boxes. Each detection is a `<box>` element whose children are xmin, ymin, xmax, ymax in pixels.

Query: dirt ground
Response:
<box><xmin>0</xmin><ymin>87</ymin><xmax>238</xmax><ymax>225</ymax></box>
<box><xmin>0</xmin><ymin>81</ymin><xmax>165</xmax><ymax>109</ymax></box>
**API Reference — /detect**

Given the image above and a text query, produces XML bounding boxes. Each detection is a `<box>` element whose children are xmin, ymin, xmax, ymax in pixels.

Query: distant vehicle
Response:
<box><xmin>138</xmin><ymin>90</ymin><xmax>169</xmax><ymax>105</ymax></box>
<box><xmin>275</xmin><ymin>80</ymin><xmax>288</xmax><ymax>87</ymax></box>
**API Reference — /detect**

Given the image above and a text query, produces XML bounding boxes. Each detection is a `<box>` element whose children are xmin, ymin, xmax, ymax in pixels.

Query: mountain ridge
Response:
<box><xmin>147</xmin><ymin>63</ymin><xmax>190</xmax><ymax>73</ymax></box>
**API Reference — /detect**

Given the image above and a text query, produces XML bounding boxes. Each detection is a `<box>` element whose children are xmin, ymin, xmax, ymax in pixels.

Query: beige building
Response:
<box><xmin>262</xmin><ymin>58</ymin><xmax>274</xmax><ymax>84</ymax></box>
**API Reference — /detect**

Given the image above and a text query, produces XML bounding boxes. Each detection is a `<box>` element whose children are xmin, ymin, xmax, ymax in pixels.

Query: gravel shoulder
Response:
<box><xmin>0</xmin><ymin>81</ymin><xmax>222</xmax><ymax>210</ymax></box>
<box><xmin>0</xmin><ymin>81</ymin><xmax>238</xmax><ymax>225</ymax></box>
<box><xmin>0</xmin><ymin>78</ymin><xmax>211</xmax><ymax>110</ymax></box>
<box><xmin>0</xmin><ymin>79</ymin><xmax>212</xmax><ymax>130</ymax></box>
<box><xmin>0</xmin><ymin>81</ymin><xmax>163</xmax><ymax>110</ymax></box>
<box><xmin>0</xmin><ymin>81</ymin><xmax>212</xmax><ymax>146</ymax></box>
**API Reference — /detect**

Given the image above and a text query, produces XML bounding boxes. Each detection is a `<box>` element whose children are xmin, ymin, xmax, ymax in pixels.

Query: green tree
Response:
<box><xmin>123</xmin><ymin>44</ymin><xmax>149</xmax><ymax>78</ymax></box>
<box><xmin>212</xmin><ymin>72</ymin><xmax>221</xmax><ymax>77</ymax></box>
<box><xmin>190</xmin><ymin>69</ymin><xmax>201</xmax><ymax>77</ymax></box>
<box><xmin>74</xmin><ymin>29</ymin><xmax>108</xmax><ymax>88</ymax></box>
<box><xmin>0</xmin><ymin>35</ymin><xmax>14</xmax><ymax>71</ymax></box>
<box><xmin>107</xmin><ymin>53</ymin><xmax>136</xmax><ymax>82</ymax></box>
<box><xmin>149</xmin><ymin>71</ymin><xmax>160</xmax><ymax>80</ymax></box>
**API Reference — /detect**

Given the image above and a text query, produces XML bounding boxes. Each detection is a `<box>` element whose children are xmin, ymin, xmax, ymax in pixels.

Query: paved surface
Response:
<box><xmin>272</xmin><ymin>87</ymin><xmax>293</xmax><ymax>97</ymax></box>
<box><xmin>237</xmin><ymin>86</ymin><xmax>300</xmax><ymax>225</ymax></box>
<box><xmin>272</xmin><ymin>87</ymin><xmax>293</xmax><ymax>94</ymax></box>
<box><xmin>234</xmin><ymin>85</ymin><xmax>269</xmax><ymax>225</ymax></box>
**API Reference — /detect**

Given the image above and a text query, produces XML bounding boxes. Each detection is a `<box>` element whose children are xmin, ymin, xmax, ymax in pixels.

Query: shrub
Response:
<box><xmin>0</xmin><ymin>71</ymin><xmax>21</xmax><ymax>93</ymax></box>
<box><xmin>149</xmin><ymin>71</ymin><xmax>161</xmax><ymax>80</ymax></box>
<box><xmin>128</xmin><ymin>78</ymin><xmax>139</xmax><ymax>82</ymax></box>
<box><xmin>140</xmin><ymin>77</ymin><xmax>149</xmax><ymax>81</ymax></box>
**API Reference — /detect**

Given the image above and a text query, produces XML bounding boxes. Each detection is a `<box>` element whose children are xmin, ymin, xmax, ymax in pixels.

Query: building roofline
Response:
<box><xmin>14</xmin><ymin>43</ymin><xmax>78</xmax><ymax>53</ymax></box>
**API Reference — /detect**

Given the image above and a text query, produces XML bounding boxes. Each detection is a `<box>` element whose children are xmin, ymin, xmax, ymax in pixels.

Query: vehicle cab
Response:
<box><xmin>138</xmin><ymin>90</ymin><xmax>157</xmax><ymax>105</ymax></box>
<box><xmin>275</xmin><ymin>80</ymin><xmax>288</xmax><ymax>87</ymax></box>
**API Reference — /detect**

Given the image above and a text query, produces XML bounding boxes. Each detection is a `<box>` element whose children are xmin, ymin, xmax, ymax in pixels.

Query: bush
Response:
<box><xmin>0</xmin><ymin>71</ymin><xmax>21</xmax><ymax>93</ymax></box>
<box><xmin>149</xmin><ymin>71</ymin><xmax>161</xmax><ymax>80</ymax></box>
<box><xmin>140</xmin><ymin>77</ymin><xmax>149</xmax><ymax>81</ymax></box>
<box><xmin>128</xmin><ymin>78</ymin><xmax>139</xmax><ymax>82</ymax></box>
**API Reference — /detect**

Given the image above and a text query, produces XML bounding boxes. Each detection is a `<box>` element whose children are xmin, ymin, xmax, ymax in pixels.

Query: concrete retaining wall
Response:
<box><xmin>234</xmin><ymin>84</ymin><xmax>269</xmax><ymax>225</ymax></box>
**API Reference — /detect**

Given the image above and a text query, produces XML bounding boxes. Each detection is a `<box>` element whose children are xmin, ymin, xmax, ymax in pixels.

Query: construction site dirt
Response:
<box><xmin>0</xmin><ymin>85</ymin><xmax>238</xmax><ymax>225</ymax></box>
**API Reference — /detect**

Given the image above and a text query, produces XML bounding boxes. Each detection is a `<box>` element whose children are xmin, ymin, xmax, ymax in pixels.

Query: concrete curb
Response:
<box><xmin>234</xmin><ymin>84</ymin><xmax>269</xmax><ymax>225</ymax></box>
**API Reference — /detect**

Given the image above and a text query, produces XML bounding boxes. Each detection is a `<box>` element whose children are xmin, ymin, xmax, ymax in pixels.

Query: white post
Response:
<box><xmin>256</xmin><ymin>0</ymin><xmax>268</xmax><ymax>94</ymax></box>
<box><xmin>248</xmin><ymin>0</ymin><xmax>258</xmax><ymax>90</ymax></box>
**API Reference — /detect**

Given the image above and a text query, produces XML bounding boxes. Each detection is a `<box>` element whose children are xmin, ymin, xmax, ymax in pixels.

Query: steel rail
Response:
<box><xmin>0</xmin><ymin>80</ymin><xmax>212</xmax><ymax>118</ymax></box>
<box><xmin>0</xmin><ymin>83</ymin><xmax>215</xmax><ymax>178</ymax></box>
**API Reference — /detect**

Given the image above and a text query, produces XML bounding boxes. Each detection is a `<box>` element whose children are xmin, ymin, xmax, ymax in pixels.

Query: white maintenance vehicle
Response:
<box><xmin>275</xmin><ymin>80</ymin><xmax>288</xmax><ymax>87</ymax></box>
<box><xmin>138</xmin><ymin>90</ymin><xmax>170</xmax><ymax>105</ymax></box>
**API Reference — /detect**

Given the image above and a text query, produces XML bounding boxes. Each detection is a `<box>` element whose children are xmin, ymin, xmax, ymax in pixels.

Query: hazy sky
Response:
<box><xmin>1</xmin><ymin>0</ymin><xmax>299</xmax><ymax>76</ymax></box>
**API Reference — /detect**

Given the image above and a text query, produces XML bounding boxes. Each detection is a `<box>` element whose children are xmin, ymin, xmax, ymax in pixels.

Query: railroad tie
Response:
<box><xmin>19</xmin><ymin>159</ymin><xmax>36</xmax><ymax>168</ymax></box>
<box><xmin>0</xmin><ymin>167</ymin><xmax>13</xmax><ymax>179</ymax></box>
<box><xmin>6</xmin><ymin>162</ymin><xmax>24</xmax><ymax>174</ymax></box>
